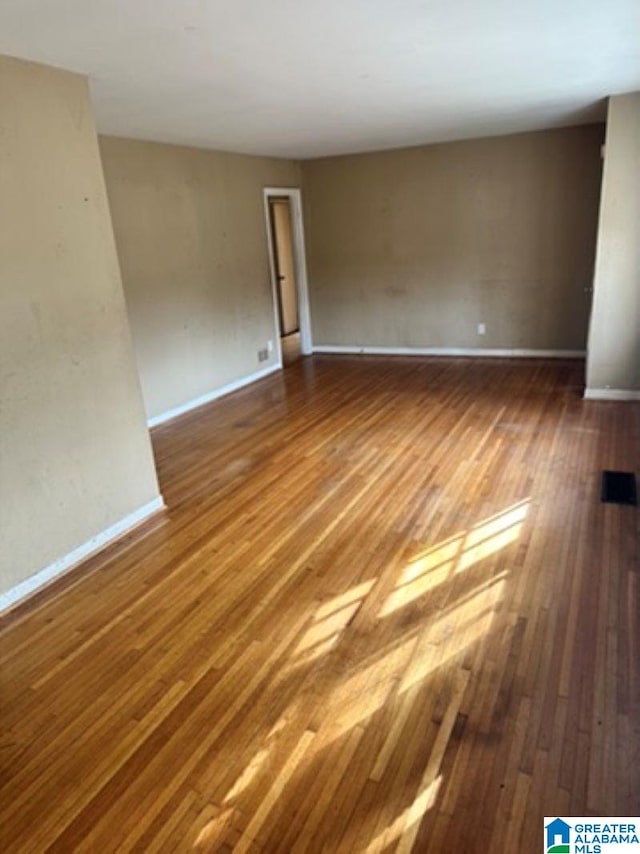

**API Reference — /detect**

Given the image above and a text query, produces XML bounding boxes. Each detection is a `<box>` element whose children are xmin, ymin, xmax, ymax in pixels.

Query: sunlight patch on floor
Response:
<box><xmin>197</xmin><ymin>502</ymin><xmax>529</xmax><ymax>848</ymax></box>
<box><xmin>286</xmin><ymin>578</ymin><xmax>378</xmax><ymax>669</ymax></box>
<box><xmin>223</xmin><ymin>746</ymin><xmax>271</xmax><ymax>804</ymax></box>
<box><xmin>314</xmin><ymin>578</ymin><xmax>377</xmax><ymax>621</ymax></box>
<box><xmin>295</xmin><ymin>597</ymin><xmax>363</xmax><ymax>654</ymax></box>
<box><xmin>366</xmin><ymin>775</ymin><xmax>443</xmax><ymax>852</ymax></box>
<box><xmin>457</xmin><ymin>501</ymin><xmax>528</xmax><ymax>573</ymax></box>
<box><xmin>380</xmin><ymin>500</ymin><xmax>529</xmax><ymax>617</ymax></box>
<box><xmin>321</xmin><ymin>635</ymin><xmax>419</xmax><ymax>741</ymax></box>
<box><xmin>194</xmin><ymin>806</ymin><xmax>235</xmax><ymax>849</ymax></box>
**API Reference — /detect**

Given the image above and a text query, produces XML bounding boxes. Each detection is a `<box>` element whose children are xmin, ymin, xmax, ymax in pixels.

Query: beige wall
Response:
<box><xmin>586</xmin><ymin>94</ymin><xmax>640</xmax><ymax>394</ymax></box>
<box><xmin>99</xmin><ymin>137</ymin><xmax>300</xmax><ymax>421</ymax></box>
<box><xmin>302</xmin><ymin>126</ymin><xmax>604</xmax><ymax>351</ymax></box>
<box><xmin>0</xmin><ymin>57</ymin><xmax>161</xmax><ymax>598</ymax></box>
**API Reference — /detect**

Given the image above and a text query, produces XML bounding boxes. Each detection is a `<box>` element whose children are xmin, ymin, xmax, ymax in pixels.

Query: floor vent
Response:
<box><xmin>601</xmin><ymin>470</ymin><xmax>637</xmax><ymax>506</ymax></box>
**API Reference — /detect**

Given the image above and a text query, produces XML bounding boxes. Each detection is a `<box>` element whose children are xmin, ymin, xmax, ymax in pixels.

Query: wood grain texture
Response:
<box><xmin>1</xmin><ymin>355</ymin><xmax>639</xmax><ymax>852</ymax></box>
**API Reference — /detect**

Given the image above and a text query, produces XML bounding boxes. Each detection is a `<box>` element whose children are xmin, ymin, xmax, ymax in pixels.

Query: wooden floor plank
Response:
<box><xmin>1</xmin><ymin>355</ymin><xmax>639</xmax><ymax>852</ymax></box>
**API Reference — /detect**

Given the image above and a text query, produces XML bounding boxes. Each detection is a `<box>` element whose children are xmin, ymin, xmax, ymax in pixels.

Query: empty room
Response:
<box><xmin>1</xmin><ymin>1</ymin><xmax>639</xmax><ymax>852</ymax></box>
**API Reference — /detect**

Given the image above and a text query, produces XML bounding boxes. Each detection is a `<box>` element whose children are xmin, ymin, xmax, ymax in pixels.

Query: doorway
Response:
<box><xmin>263</xmin><ymin>188</ymin><xmax>312</xmax><ymax>367</ymax></box>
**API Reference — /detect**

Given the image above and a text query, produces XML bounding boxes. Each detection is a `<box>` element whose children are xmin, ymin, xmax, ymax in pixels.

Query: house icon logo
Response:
<box><xmin>545</xmin><ymin>818</ymin><xmax>571</xmax><ymax>853</ymax></box>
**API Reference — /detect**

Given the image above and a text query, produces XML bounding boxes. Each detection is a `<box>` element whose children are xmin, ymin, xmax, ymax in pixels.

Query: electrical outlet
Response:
<box><xmin>267</xmin><ymin>340</ymin><xmax>274</xmax><ymax>353</ymax></box>
<box><xmin>258</xmin><ymin>348</ymin><xmax>269</xmax><ymax>363</ymax></box>
<box><xmin>477</xmin><ymin>322</ymin><xmax>486</xmax><ymax>336</ymax></box>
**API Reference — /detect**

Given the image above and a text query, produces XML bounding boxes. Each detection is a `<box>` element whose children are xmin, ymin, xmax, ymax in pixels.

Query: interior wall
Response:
<box><xmin>586</xmin><ymin>93</ymin><xmax>640</xmax><ymax>396</ymax></box>
<box><xmin>99</xmin><ymin>137</ymin><xmax>300</xmax><ymax>421</ymax></box>
<box><xmin>302</xmin><ymin>125</ymin><xmax>604</xmax><ymax>352</ymax></box>
<box><xmin>0</xmin><ymin>57</ymin><xmax>161</xmax><ymax>599</ymax></box>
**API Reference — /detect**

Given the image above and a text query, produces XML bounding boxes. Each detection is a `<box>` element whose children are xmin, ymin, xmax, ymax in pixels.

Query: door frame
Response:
<box><xmin>263</xmin><ymin>187</ymin><xmax>312</xmax><ymax>362</ymax></box>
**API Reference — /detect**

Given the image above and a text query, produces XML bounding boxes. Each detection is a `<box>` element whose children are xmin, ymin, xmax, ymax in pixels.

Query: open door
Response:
<box><xmin>270</xmin><ymin>198</ymin><xmax>299</xmax><ymax>339</ymax></box>
<box><xmin>263</xmin><ymin>188</ymin><xmax>312</xmax><ymax>366</ymax></box>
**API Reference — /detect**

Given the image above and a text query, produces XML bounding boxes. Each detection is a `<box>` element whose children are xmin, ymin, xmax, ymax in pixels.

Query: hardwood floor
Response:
<box><xmin>1</xmin><ymin>355</ymin><xmax>639</xmax><ymax>852</ymax></box>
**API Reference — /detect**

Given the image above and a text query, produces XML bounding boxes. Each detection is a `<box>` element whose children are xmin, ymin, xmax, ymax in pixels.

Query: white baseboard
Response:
<box><xmin>0</xmin><ymin>496</ymin><xmax>165</xmax><ymax>615</ymax></box>
<box><xmin>148</xmin><ymin>363</ymin><xmax>281</xmax><ymax>428</ymax></box>
<box><xmin>584</xmin><ymin>388</ymin><xmax>640</xmax><ymax>401</ymax></box>
<box><xmin>312</xmin><ymin>345</ymin><xmax>586</xmax><ymax>359</ymax></box>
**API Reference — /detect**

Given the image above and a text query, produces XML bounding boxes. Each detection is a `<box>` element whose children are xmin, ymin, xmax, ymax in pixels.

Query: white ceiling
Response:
<box><xmin>0</xmin><ymin>0</ymin><xmax>638</xmax><ymax>159</ymax></box>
